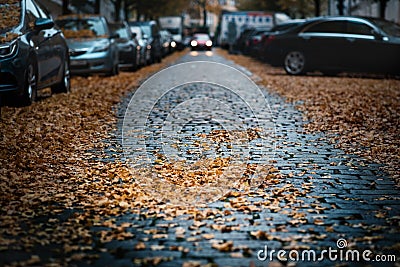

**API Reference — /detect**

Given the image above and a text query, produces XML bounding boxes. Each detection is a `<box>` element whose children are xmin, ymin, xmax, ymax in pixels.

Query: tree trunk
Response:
<box><xmin>94</xmin><ymin>0</ymin><xmax>101</xmax><ymax>14</ymax></box>
<box><xmin>379</xmin><ymin>0</ymin><xmax>388</xmax><ymax>19</ymax></box>
<box><xmin>314</xmin><ymin>0</ymin><xmax>320</xmax><ymax>16</ymax></box>
<box><xmin>114</xmin><ymin>0</ymin><xmax>121</xmax><ymax>21</ymax></box>
<box><xmin>337</xmin><ymin>0</ymin><xmax>345</xmax><ymax>15</ymax></box>
<box><xmin>203</xmin><ymin>6</ymin><xmax>207</xmax><ymax>27</ymax></box>
<box><xmin>62</xmin><ymin>0</ymin><xmax>69</xmax><ymax>15</ymax></box>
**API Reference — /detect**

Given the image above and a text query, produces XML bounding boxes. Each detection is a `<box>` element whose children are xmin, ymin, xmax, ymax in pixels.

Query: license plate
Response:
<box><xmin>71</xmin><ymin>60</ymin><xmax>87</xmax><ymax>66</ymax></box>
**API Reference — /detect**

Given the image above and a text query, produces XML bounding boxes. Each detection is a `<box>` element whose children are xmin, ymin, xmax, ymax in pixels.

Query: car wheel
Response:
<box><xmin>51</xmin><ymin>59</ymin><xmax>71</xmax><ymax>94</ymax></box>
<box><xmin>284</xmin><ymin>51</ymin><xmax>306</xmax><ymax>75</ymax></box>
<box><xmin>19</xmin><ymin>62</ymin><xmax>37</xmax><ymax>106</ymax></box>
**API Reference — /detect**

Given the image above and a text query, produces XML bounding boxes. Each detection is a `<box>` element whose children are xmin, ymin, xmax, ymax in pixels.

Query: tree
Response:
<box><xmin>110</xmin><ymin>0</ymin><xmax>123</xmax><ymax>21</ymax></box>
<box><xmin>375</xmin><ymin>0</ymin><xmax>389</xmax><ymax>19</ymax></box>
<box><xmin>277</xmin><ymin>0</ymin><xmax>315</xmax><ymax>18</ymax></box>
<box><xmin>236</xmin><ymin>0</ymin><xmax>280</xmax><ymax>11</ymax></box>
<box><xmin>336</xmin><ymin>0</ymin><xmax>345</xmax><ymax>15</ymax></box>
<box><xmin>62</xmin><ymin>0</ymin><xmax>70</xmax><ymax>15</ymax></box>
<box><xmin>124</xmin><ymin>0</ymin><xmax>190</xmax><ymax>21</ymax></box>
<box><xmin>314</xmin><ymin>0</ymin><xmax>320</xmax><ymax>16</ymax></box>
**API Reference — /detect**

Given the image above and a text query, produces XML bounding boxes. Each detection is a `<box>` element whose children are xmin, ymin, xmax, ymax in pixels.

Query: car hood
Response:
<box><xmin>66</xmin><ymin>38</ymin><xmax>110</xmax><ymax>50</ymax></box>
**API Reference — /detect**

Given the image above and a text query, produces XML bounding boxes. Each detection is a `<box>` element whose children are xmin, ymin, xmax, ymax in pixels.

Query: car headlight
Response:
<box><xmin>206</xmin><ymin>40</ymin><xmax>212</xmax><ymax>47</ymax></box>
<box><xmin>92</xmin><ymin>43</ymin><xmax>110</xmax><ymax>53</ymax></box>
<box><xmin>171</xmin><ymin>41</ymin><xmax>176</xmax><ymax>48</ymax></box>
<box><xmin>0</xmin><ymin>40</ymin><xmax>18</xmax><ymax>58</ymax></box>
<box><xmin>190</xmin><ymin>40</ymin><xmax>197</xmax><ymax>47</ymax></box>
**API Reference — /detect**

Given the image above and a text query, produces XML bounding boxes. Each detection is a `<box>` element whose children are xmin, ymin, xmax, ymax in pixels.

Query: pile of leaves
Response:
<box><xmin>0</xmin><ymin>51</ymin><xmax>188</xmax><ymax>264</ymax></box>
<box><xmin>220</xmin><ymin>50</ymin><xmax>400</xmax><ymax>184</ymax></box>
<box><xmin>0</xmin><ymin>0</ymin><xmax>20</xmax><ymax>43</ymax></box>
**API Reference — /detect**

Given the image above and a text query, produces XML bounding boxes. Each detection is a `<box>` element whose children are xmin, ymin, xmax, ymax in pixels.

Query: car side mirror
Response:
<box><xmin>131</xmin><ymin>32</ymin><xmax>137</xmax><ymax>39</ymax></box>
<box><xmin>34</xmin><ymin>18</ymin><xmax>54</xmax><ymax>31</ymax></box>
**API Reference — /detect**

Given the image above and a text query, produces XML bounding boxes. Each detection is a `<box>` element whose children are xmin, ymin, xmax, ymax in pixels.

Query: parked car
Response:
<box><xmin>129</xmin><ymin>21</ymin><xmax>162</xmax><ymax>63</ymax></box>
<box><xmin>264</xmin><ymin>16</ymin><xmax>400</xmax><ymax>75</ymax></box>
<box><xmin>55</xmin><ymin>14</ymin><xmax>119</xmax><ymax>76</ymax></box>
<box><xmin>190</xmin><ymin>33</ymin><xmax>213</xmax><ymax>51</ymax></box>
<box><xmin>159</xmin><ymin>30</ymin><xmax>174</xmax><ymax>56</ymax></box>
<box><xmin>0</xmin><ymin>0</ymin><xmax>70</xmax><ymax>106</ymax></box>
<box><xmin>242</xmin><ymin>27</ymin><xmax>270</xmax><ymax>55</ymax></box>
<box><xmin>109</xmin><ymin>22</ymin><xmax>141</xmax><ymax>71</ymax></box>
<box><xmin>130</xmin><ymin>25</ymin><xmax>150</xmax><ymax>66</ymax></box>
<box><xmin>257</xmin><ymin>20</ymin><xmax>306</xmax><ymax>59</ymax></box>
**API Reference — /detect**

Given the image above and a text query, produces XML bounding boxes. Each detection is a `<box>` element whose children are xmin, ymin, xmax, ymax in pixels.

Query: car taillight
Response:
<box><xmin>265</xmin><ymin>35</ymin><xmax>276</xmax><ymax>45</ymax></box>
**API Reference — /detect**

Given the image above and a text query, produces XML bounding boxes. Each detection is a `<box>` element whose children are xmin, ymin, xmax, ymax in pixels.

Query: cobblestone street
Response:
<box><xmin>1</xmin><ymin>50</ymin><xmax>399</xmax><ymax>267</ymax></box>
<box><xmin>100</xmin><ymin>51</ymin><xmax>400</xmax><ymax>266</ymax></box>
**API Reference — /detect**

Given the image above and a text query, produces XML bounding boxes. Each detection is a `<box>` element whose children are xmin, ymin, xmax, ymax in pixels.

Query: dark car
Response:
<box><xmin>130</xmin><ymin>25</ymin><xmax>150</xmax><ymax>66</ymax></box>
<box><xmin>264</xmin><ymin>16</ymin><xmax>400</xmax><ymax>75</ymax></box>
<box><xmin>129</xmin><ymin>21</ymin><xmax>162</xmax><ymax>64</ymax></box>
<box><xmin>257</xmin><ymin>20</ymin><xmax>306</xmax><ymax>59</ymax></box>
<box><xmin>110</xmin><ymin>22</ymin><xmax>141</xmax><ymax>71</ymax></box>
<box><xmin>0</xmin><ymin>0</ymin><xmax>70</xmax><ymax>106</ymax></box>
<box><xmin>190</xmin><ymin>33</ymin><xmax>213</xmax><ymax>51</ymax></box>
<box><xmin>160</xmin><ymin>30</ymin><xmax>174</xmax><ymax>56</ymax></box>
<box><xmin>55</xmin><ymin>14</ymin><xmax>119</xmax><ymax>76</ymax></box>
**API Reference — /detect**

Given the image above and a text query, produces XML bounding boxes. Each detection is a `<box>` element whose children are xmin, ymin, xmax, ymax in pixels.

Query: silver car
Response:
<box><xmin>55</xmin><ymin>14</ymin><xmax>119</xmax><ymax>76</ymax></box>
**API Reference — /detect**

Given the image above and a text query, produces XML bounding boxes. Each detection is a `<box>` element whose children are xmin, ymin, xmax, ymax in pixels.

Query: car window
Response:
<box><xmin>130</xmin><ymin>26</ymin><xmax>143</xmax><ymax>39</ymax></box>
<box><xmin>115</xmin><ymin>26</ymin><xmax>129</xmax><ymax>39</ymax></box>
<box><xmin>32</xmin><ymin>0</ymin><xmax>49</xmax><ymax>19</ymax></box>
<box><xmin>26</xmin><ymin>0</ymin><xmax>41</xmax><ymax>21</ymax></box>
<box><xmin>140</xmin><ymin>25</ymin><xmax>151</xmax><ymax>37</ymax></box>
<box><xmin>346</xmin><ymin>21</ymin><xmax>373</xmax><ymax>35</ymax></box>
<box><xmin>304</xmin><ymin>21</ymin><xmax>346</xmax><ymax>34</ymax></box>
<box><xmin>194</xmin><ymin>34</ymin><xmax>210</xmax><ymax>40</ymax></box>
<box><xmin>371</xmin><ymin>19</ymin><xmax>400</xmax><ymax>37</ymax></box>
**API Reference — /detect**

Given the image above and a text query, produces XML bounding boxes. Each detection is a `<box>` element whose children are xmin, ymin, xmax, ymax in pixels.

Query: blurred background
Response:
<box><xmin>41</xmin><ymin>0</ymin><xmax>400</xmax><ymax>40</ymax></box>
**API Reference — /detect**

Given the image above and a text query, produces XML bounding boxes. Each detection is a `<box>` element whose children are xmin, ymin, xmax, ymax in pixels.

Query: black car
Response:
<box><xmin>129</xmin><ymin>21</ymin><xmax>162</xmax><ymax>63</ymax></box>
<box><xmin>0</xmin><ymin>0</ymin><xmax>70</xmax><ymax>106</ymax></box>
<box><xmin>264</xmin><ymin>16</ymin><xmax>400</xmax><ymax>75</ymax></box>
<box><xmin>110</xmin><ymin>22</ymin><xmax>141</xmax><ymax>71</ymax></box>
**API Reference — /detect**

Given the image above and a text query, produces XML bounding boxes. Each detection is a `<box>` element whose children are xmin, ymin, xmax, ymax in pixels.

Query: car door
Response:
<box><xmin>34</xmin><ymin>0</ymin><xmax>65</xmax><ymax>84</ymax></box>
<box><xmin>298</xmin><ymin>20</ymin><xmax>348</xmax><ymax>70</ymax></box>
<box><xmin>26</xmin><ymin>0</ymin><xmax>58</xmax><ymax>86</ymax></box>
<box><xmin>344</xmin><ymin>19</ymin><xmax>390</xmax><ymax>73</ymax></box>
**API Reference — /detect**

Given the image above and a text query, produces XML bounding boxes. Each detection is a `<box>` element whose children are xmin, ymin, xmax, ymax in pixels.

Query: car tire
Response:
<box><xmin>19</xmin><ymin>62</ymin><xmax>37</xmax><ymax>106</ymax></box>
<box><xmin>51</xmin><ymin>58</ymin><xmax>71</xmax><ymax>94</ymax></box>
<box><xmin>284</xmin><ymin>51</ymin><xmax>306</xmax><ymax>75</ymax></box>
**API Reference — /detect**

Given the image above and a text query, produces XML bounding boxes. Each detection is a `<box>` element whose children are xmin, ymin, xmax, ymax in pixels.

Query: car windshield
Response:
<box><xmin>113</xmin><ymin>26</ymin><xmax>129</xmax><ymax>39</ymax></box>
<box><xmin>195</xmin><ymin>34</ymin><xmax>209</xmax><ymax>41</ymax></box>
<box><xmin>371</xmin><ymin>19</ymin><xmax>400</xmax><ymax>37</ymax></box>
<box><xmin>0</xmin><ymin>0</ymin><xmax>21</xmax><ymax>34</ymax></box>
<box><xmin>140</xmin><ymin>25</ymin><xmax>151</xmax><ymax>37</ymax></box>
<box><xmin>130</xmin><ymin>26</ymin><xmax>142</xmax><ymax>39</ymax></box>
<box><xmin>56</xmin><ymin>17</ymin><xmax>108</xmax><ymax>38</ymax></box>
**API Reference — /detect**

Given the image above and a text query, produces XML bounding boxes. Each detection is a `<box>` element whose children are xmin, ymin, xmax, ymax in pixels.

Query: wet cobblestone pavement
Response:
<box><xmin>1</xmin><ymin>50</ymin><xmax>398</xmax><ymax>267</ymax></box>
<box><xmin>98</xmin><ymin>51</ymin><xmax>399</xmax><ymax>266</ymax></box>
